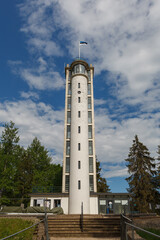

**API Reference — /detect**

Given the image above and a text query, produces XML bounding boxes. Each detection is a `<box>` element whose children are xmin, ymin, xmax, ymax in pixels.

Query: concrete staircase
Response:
<box><xmin>48</xmin><ymin>214</ymin><xmax>121</xmax><ymax>238</ymax></box>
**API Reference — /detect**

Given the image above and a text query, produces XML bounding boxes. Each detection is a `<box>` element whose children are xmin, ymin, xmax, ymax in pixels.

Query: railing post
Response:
<box><xmin>44</xmin><ymin>198</ymin><xmax>49</xmax><ymax>240</ymax></box>
<box><xmin>80</xmin><ymin>202</ymin><xmax>83</xmax><ymax>232</ymax></box>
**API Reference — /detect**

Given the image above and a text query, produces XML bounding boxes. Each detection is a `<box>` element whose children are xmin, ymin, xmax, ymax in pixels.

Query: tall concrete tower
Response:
<box><xmin>62</xmin><ymin>59</ymin><xmax>97</xmax><ymax>214</ymax></box>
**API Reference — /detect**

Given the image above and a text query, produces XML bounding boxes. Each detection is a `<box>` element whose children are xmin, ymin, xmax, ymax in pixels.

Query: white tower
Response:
<box><xmin>62</xmin><ymin>59</ymin><xmax>97</xmax><ymax>214</ymax></box>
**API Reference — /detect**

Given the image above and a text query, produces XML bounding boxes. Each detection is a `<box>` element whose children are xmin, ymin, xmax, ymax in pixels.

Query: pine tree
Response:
<box><xmin>125</xmin><ymin>135</ymin><xmax>156</xmax><ymax>213</ymax></box>
<box><xmin>0</xmin><ymin>121</ymin><xmax>20</xmax><ymax>205</ymax></box>
<box><xmin>96</xmin><ymin>157</ymin><xmax>110</xmax><ymax>192</ymax></box>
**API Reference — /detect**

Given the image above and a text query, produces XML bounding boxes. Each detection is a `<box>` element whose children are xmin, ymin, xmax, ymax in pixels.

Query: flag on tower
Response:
<box><xmin>80</xmin><ymin>41</ymin><xmax>88</xmax><ymax>45</ymax></box>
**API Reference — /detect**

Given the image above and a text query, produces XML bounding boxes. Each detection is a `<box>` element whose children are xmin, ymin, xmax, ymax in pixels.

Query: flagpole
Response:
<box><xmin>79</xmin><ymin>42</ymin><xmax>80</xmax><ymax>59</ymax></box>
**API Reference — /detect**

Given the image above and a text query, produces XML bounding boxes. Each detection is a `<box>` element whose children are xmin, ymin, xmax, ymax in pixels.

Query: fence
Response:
<box><xmin>121</xmin><ymin>214</ymin><xmax>160</xmax><ymax>240</ymax></box>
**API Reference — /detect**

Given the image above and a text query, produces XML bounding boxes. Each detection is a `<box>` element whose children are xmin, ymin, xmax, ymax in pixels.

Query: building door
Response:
<box><xmin>107</xmin><ymin>200</ymin><xmax>113</xmax><ymax>213</ymax></box>
<box><xmin>54</xmin><ymin>199</ymin><xmax>61</xmax><ymax>208</ymax></box>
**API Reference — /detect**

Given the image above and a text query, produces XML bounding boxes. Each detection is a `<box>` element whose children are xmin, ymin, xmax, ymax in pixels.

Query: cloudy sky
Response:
<box><xmin>0</xmin><ymin>0</ymin><xmax>160</xmax><ymax>192</ymax></box>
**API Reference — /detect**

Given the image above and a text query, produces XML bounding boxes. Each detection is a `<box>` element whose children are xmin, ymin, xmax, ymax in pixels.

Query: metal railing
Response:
<box><xmin>121</xmin><ymin>214</ymin><xmax>160</xmax><ymax>240</ymax></box>
<box><xmin>80</xmin><ymin>202</ymin><xmax>84</xmax><ymax>232</ymax></box>
<box><xmin>0</xmin><ymin>219</ymin><xmax>45</xmax><ymax>240</ymax></box>
<box><xmin>44</xmin><ymin>198</ymin><xmax>50</xmax><ymax>240</ymax></box>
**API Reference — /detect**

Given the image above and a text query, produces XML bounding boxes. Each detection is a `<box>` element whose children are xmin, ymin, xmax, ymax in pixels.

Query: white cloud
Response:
<box><xmin>8</xmin><ymin>57</ymin><xmax>65</xmax><ymax>90</ymax></box>
<box><xmin>20</xmin><ymin>91</ymin><xmax>39</xmax><ymax>100</ymax></box>
<box><xmin>94</xmin><ymin>98</ymin><xmax>107</xmax><ymax>106</ymax></box>
<box><xmin>0</xmin><ymin>100</ymin><xmax>64</xmax><ymax>164</ymax></box>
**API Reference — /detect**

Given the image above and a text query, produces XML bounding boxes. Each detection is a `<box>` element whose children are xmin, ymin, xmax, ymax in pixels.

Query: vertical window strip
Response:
<box><xmin>78</xmin><ymin>126</ymin><xmax>81</xmax><ymax>133</ymax></box>
<box><xmin>78</xmin><ymin>143</ymin><xmax>81</xmax><ymax>151</ymax></box>
<box><xmin>78</xmin><ymin>97</ymin><xmax>81</xmax><ymax>103</ymax></box>
<box><xmin>78</xmin><ymin>180</ymin><xmax>81</xmax><ymax>189</ymax></box>
<box><xmin>78</xmin><ymin>161</ymin><xmax>81</xmax><ymax>169</ymax></box>
<box><xmin>78</xmin><ymin>111</ymin><xmax>81</xmax><ymax>118</ymax></box>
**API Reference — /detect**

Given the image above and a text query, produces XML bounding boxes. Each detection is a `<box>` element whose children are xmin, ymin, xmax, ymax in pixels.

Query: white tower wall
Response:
<box><xmin>69</xmin><ymin>74</ymin><xmax>90</xmax><ymax>214</ymax></box>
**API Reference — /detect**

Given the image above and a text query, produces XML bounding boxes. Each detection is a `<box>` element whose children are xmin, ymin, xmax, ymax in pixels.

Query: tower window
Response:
<box><xmin>67</xmin><ymin>97</ymin><xmax>71</xmax><ymax>109</ymax></box>
<box><xmin>89</xmin><ymin>157</ymin><xmax>93</xmax><ymax>173</ymax></box>
<box><xmin>78</xmin><ymin>180</ymin><xmax>81</xmax><ymax>189</ymax></box>
<box><xmin>88</xmin><ymin>97</ymin><xmax>91</xmax><ymax>109</ymax></box>
<box><xmin>68</xmin><ymin>83</ymin><xmax>71</xmax><ymax>95</ymax></box>
<box><xmin>67</xmin><ymin>111</ymin><xmax>71</xmax><ymax>123</ymax></box>
<box><xmin>78</xmin><ymin>111</ymin><xmax>81</xmax><ymax>118</ymax></box>
<box><xmin>65</xmin><ymin>175</ymin><xmax>69</xmax><ymax>192</ymax></box>
<box><xmin>66</xmin><ymin>157</ymin><xmax>70</xmax><ymax>173</ymax></box>
<box><xmin>78</xmin><ymin>97</ymin><xmax>81</xmax><ymax>103</ymax></box>
<box><xmin>88</xmin><ymin>111</ymin><xmax>92</xmax><ymax>123</ymax></box>
<box><xmin>67</xmin><ymin>125</ymin><xmax>71</xmax><ymax>139</ymax></box>
<box><xmin>89</xmin><ymin>141</ymin><xmax>93</xmax><ymax>155</ymax></box>
<box><xmin>66</xmin><ymin>141</ymin><xmax>70</xmax><ymax>155</ymax></box>
<box><xmin>88</xmin><ymin>83</ymin><xmax>91</xmax><ymax>95</ymax></box>
<box><xmin>78</xmin><ymin>161</ymin><xmax>81</xmax><ymax>169</ymax></box>
<box><xmin>78</xmin><ymin>143</ymin><xmax>81</xmax><ymax>151</ymax></box>
<box><xmin>88</xmin><ymin>125</ymin><xmax>92</xmax><ymax>139</ymax></box>
<box><xmin>89</xmin><ymin>175</ymin><xmax>94</xmax><ymax>191</ymax></box>
<box><xmin>78</xmin><ymin>83</ymin><xmax>80</xmax><ymax>88</ymax></box>
<box><xmin>78</xmin><ymin>126</ymin><xmax>81</xmax><ymax>133</ymax></box>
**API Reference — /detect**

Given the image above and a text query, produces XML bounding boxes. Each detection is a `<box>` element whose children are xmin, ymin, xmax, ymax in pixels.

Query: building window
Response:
<box><xmin>68</xmin><ymin>71</ymin><xmax>71</xmax><ymax>80</ymax></box>
<box><xmin>67</xmin><ymin>125</ymin><xmax>71</xmax><ymax>139</ymax></box>
<box><xmin>88</xmin><ymin>84</ymin><xmax>91</xmax><ymax>95</ymax></box>
<box><xmin>89</xmin><ymin>141</ymin><xmax>93</xmax><ymax>155</ymax></box>
<box><xmin>66</xmin><ymin>157</ymin><xmax>70</xmax><ymax>173</ymax></box>
<box><xmin>65</xmin><ymin>175</ymin><xmax>69</xmax><ymax>192</ymax></box>
<box><xmin>78</xmin><ymin>143</ymin><xmax>81</xmax><ymax>151</ymax></box>
<box><xmin>78</xmin><ymin>180</ymin><xmax>81</xmax><ymax>189</ymax></box>
<box><xmin>67</xmin><ymin>97</ymin><xmax>71</xmax><ymax>109</ymax></box>
<box><xmin>89</xmin><ymin>157</ymin><xmax>93</xmax><ymax>173</ymax></box>
<box><xmin>68</xmin><ymin>83</ymin><xmax>71</xmax><ymax>95</ymax></box>
<box><xmin>78</xmin><ymin>161</ymin><xmax>81</xmax><ymax>169</ymax></box>
<box><xmin>88</xmin><ymin>111</ymin><xmax>92</xmax><ymax>123</ymax></box>
<box><xmin>78</xmin><ymin>97</ymin><xmax>81</xmax><ymax>103</ymax></box>
<box><xmin>67</xmin><ymin>111</ymin><xmax>71</xmax><ymax>124</ymax></box>
<box><xmin>88</xmin><ymin>97</ymin><xmax>91</xmax><ymax>109</ymax></box>
<box><xmin>88</xmin><ymin>125</ymin><xmax>92</xmax><ymax>139</ymax></box>
<box><xmin>73</xmin><ymin>64</ymin><xmax>85</xmax><ymax>74</ymax></box>
<box><xmin>88</xmin><ymin>70</ymin><xmax>91</xmax><ymax>81</ymax></box>
<box><xmin>78</xmin><ymin>126</ymin><xmax>81</xmax><ymax>133</ymax></box>
<box><xmin>66</xmin><ymin>141</ymin><xmax>70</xmax><ymax>155</ymax></box>
<box><xmin>78</xmin><ymin>111</ymin><xmax>81</xmax><ymax>118</ymax></box>
<box><xmin>78</xmin><ymin>83</ymin><xmax>80</xmax><ymax>88</ymax></box>
<box><xmin>89</xmin><ymin>175</ymin><xmax>94</xmax><ymax>191</ymax></box>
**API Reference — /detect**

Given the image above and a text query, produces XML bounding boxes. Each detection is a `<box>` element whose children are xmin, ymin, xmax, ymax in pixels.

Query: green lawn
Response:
<box><xmin>137</xmin><ymin>228</ymin><xmax>160</xmax><ymax>240</ymax></box>
<box><xmin>0</xmin><ymin>218</ymin><xmax>36</xmax><ymax>240</ymax></box>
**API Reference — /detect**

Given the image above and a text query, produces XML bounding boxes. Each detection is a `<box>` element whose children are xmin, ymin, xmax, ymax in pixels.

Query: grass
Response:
<box><xmin>137</xmin><ymin>228</ymin><xmax>160</xmax><ymax>240</ymax></box>
<box><xmin>0</xmin><ymin>218</ymin><xmax>36</xmax><ymax>240</ymax></box>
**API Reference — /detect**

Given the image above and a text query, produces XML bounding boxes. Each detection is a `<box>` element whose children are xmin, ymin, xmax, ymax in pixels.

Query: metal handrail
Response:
<box><xmin>80</xmin><ymin>202</ymin><xmax>83</xmax><ymax>232</ymax></box>
<box><xmin>126</xmin><ymin>222</ymin><xmax>160</xmax><ymax>239</ymax></box>
<box><xmin>0</xmin><ymin>219</ymin><xmax>45</xmax><ymax>240</ymax></box>
<box><xmin>121</xmin><ymin>214</ymin><xmax>160</xmax><ymax>240</ymax></box>
<box><xmin>44</xmin><ymin>198</ymin><xmax>50</xmax><ymax>240</ymax></box>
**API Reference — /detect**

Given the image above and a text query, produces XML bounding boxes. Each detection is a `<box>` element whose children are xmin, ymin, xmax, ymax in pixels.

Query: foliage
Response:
<box><xmin>125</xmin><ymin>135</ymin><xmax>156</xmax><ymax>213</ymax></box>
<box><xmin>0</xmin><ymin>218</ymin><xmax>36</xmax><ymax>239</ymax></box>
<box><xmin>96</xmin><ymin>157</ymin><xmax>110</xmax><ymax>192</ymax></box>
<box><xmin>0</xmin><ymin>121</ymin><xmax>62</xmax><ymax>206</ymax></box>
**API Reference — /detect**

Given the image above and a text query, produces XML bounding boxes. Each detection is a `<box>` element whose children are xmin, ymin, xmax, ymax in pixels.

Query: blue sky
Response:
<box><xmin>0</xmin><ymin>0</ymin><xmax>160</xmax><ymax>192</ymax></box>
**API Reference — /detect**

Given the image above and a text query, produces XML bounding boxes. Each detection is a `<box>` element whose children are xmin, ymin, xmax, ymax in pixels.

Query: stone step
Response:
<box><xmin>48</xmin><ymin>232</ymin><xmax>121</xmax><ymax>238</ymax></box>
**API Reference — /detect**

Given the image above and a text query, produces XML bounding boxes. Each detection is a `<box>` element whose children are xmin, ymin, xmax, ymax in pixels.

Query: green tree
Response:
<box><xmin>96</xmin><ymin>157</ymin><xmax>110</xmax><ymax>192</ymax></box>
<box><xmin>27</xmin><ymin>137</ymin><xmax>62</xmax><ymax>192</ymax></box>
<box><xmin>0</xmin><ymin>121</ymin><xmax>20</xmax><ymax>205</ymax></box>
<box><xmin>125</xmin><ymin>135</ymin><xmax>156</xmax><ymax>213</ymax></box>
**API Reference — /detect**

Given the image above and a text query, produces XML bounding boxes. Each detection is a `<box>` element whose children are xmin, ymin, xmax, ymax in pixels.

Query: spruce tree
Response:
<box><xmin>96</xmin><ymin>157</ymin><xmax>110</xmax><ymax>192</ymax></box>
<box><xmin>125</xmin><ymin>135</ymin><xmax>156</xmax><ymax>213</ymax></box>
